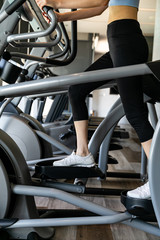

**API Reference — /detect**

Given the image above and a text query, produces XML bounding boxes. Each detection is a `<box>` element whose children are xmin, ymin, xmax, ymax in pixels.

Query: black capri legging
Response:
<box><xmin>69</xmin><ymin>19</ymin><xmax>160</xmax><ymax>143</ymax></box>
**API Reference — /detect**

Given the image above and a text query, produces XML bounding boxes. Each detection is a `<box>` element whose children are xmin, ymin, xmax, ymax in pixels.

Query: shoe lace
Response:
<box><xmin>64</xmin><ymin>153</ymin><xmax>76</xmax><ymax>165</ymax></box>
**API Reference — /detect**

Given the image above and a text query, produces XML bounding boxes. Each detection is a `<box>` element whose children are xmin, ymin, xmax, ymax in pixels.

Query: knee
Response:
<box><xmin>125</xmin><ymin>111</ymin><xmax>146</xmax><ymax>128</ymax></box>
<box><xmin>124</xmin><ymin>103</ymin><xmax>148</xmax><ymax>129</ymax></box>
<box><xmin>125</xmin><ymin>112</ymin><xmax>153</xmax><ymax>142</ymax></box>
<box><xmin>69</xmin><ymin>85</ymin><xmax>85</xmax><ymax>104</ymax></box>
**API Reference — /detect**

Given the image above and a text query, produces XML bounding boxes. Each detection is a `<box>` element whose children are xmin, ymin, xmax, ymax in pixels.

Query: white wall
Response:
<box><xmin>92</xmin><ymin>88</ymin><xmax>118</xmax><ymax>117</ymax></box>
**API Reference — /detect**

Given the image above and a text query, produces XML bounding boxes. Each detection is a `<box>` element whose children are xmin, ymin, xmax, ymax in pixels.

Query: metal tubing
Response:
<box><xmin>7</xmin><ymin>214</ymin><xmax>131</xmax><ymax>228</ymax></box>
<box><xmin>41</xmin><ymin>181</ymin><xmax>85</xmax><ymax>194</ymax></box>
<box><xmin>98</xmin><ymin>98</ymin><xmax>122</xmax><ymax>173</ymax></box>
<box><xmin>89</xmin><ymin>104</ymin><xmax>124</xmax><ymax>158</ymax></box>
<box><xmin>12</xmin><ymin>184</ymin><xmax>117</xmax><ymax>216</ymax></box>
<box><xmin>11</xmin><ymin>184</ymin><xmax>160</xmax><ymax>236</ymax></box>
<box><xmin>0</xmin><ymin>63</ymin><xmax>152</xmax><ymax>98</ymax></box>
<box><xmin>10</xmin><ymin>25</ymin><xmax>62</xmax><ymax>48</ymax></box>
<box><xmin>27</xmin><ymin>90</ymin><xmax>68</xmax><ymax>98</ymax></box>
<box><xmin>0</xmin><ymin>0</ymin><xmax>26</xmax><ymax>23</ymax></box>
<box><xmin>0</xmin><ymin>98</ymin><xmax>13</xmax><ymax>117</ymax></box>
<box><xmin>147</xmin><ymin>102</ymin><xmax>158</xmax><ymax>129</ymax></box>
<box><xmin>149</xmin><ymin>118</ymin><xmax>160</xmax><ymax>227</ymax></box>
<box><xmin>35</xmin><ymin>130</ymin><xmax>72</xmax><ymax>155</ymax></box>
<box><xmin>0</xmin><ymin>11</ymin><xmax>8</xmax><ymax>23</ymax></box>
<box><xmin>7</xmin><ymin>10</ymin><xmax>57</xmax><ymax>42</ymax></box>
<box><xmin>7</xmin><ymin>216</ymin><xmax>160</xmax><ymax>237</ymax></box>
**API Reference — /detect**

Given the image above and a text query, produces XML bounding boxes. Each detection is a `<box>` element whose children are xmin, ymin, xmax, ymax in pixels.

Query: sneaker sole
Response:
<box><xmin>75</xmin><ymin>163</ymin><xmax>96</xmax><ymax>168</ymax></box>
<box><xmin>53</xmin><ymin>162</ymin><xmax>96</xmax><ymax>167</ymax></box>
<box><xmin>53</xmin><ymin>163</ymin><xmax>96</xmax><ymax>167</ymax></box>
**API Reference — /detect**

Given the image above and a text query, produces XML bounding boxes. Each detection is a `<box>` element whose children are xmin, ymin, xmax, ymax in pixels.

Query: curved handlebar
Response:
<box><xmin>7</xmin><ymin>4</ymin><xmax>64</xmax><ymax>49</ymax></box>
<box><xmin>7</xmin><ymin>10</ymin><xmax>57</xmax><ymax>43</ymax></box>
<box><xmin>47</xmin><ymin>17</ymin><xmax>77</xmax><ymax>66</ymax></box>
<box><xmin>9</xmin><ymin>7</ymin><xmax>77</xmax><ymax>67</ymax></box>
<box><xmin>47</xmin><ymin>12</ymin><xmax>70</xmax><ymax>59</ymax></box>
<box><xmin>7</xmin><ymin>9</ymin><xmax>57</xmax><ymax>46</ymax></box>
<box><xmin>10</xmin><ymin>19</ymin><xmax>77</xmax><ymax>66</ymax></box>
<box><xmin>9</xmin><ymin>24</ymin><xmax>62</xmax><ymax>48</ymax></box>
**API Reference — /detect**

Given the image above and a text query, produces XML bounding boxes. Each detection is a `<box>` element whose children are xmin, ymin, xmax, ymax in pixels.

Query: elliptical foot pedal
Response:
<box><xmin>108</xmin><ymin>155</ymin><xmax>118</xmax><ymax>164</ymax></box>
<box><xmin>35</xmin><ymin>161</ymin><xmax>105</xmax><ymax>179</ymax></box>
<box><xmin>121</xmin><ymin>191</ymin><xmax>156</xmax><ymax>222</ymax></box>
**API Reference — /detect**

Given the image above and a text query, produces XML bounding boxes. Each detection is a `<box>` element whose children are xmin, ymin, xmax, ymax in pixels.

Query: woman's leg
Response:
<box><xmin>108</xmin><ymin>19</ymin><xmax>153</xmax><ymax>198</ymax></box>
<box><xmin>53</xmin><ymin>52</ymin><xmax>113</xmax><ymax>166</ymax></box>
<box><xmin>74</xmin><ymin>120</ymin><xmax>90</xmax><ymax>156</ymax></box>
<box><xmin>127</xmin><ymin>75</ymin><xmax>160</xmax><ymax>198</ymax></box>
<box><xmin>141</xmin><ymin>75</ymin><xmax>160</xmax><ymax>157</ymax></box>
<box><xmin>141</xmin><ymin>139</ymin><xmax>152</xmax><ymax>159</ymax></box>
<box><xmin>70</xmin><ymin>52</ymin><xmax>113</xmax><ymax>156</ymax></box>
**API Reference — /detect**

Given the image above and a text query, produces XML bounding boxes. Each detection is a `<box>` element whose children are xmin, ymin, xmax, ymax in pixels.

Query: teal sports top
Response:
<box><xmin>108</xmin><ymin>0</ymin><xmax>139</xmax><ymax>8</ymax></box>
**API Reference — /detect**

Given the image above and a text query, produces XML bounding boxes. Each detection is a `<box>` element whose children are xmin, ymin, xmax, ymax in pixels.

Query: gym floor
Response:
<box><xmin>35</xmin><ymin>124</ymin><xmax>160</xmax><ymax>240</ymax></box>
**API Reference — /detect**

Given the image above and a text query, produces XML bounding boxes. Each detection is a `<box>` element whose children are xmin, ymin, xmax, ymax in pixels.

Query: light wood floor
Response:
<box><xmin>35</xmin><ymin>124</ymin><xmax>160</xmax><ymax>240</ymax></box>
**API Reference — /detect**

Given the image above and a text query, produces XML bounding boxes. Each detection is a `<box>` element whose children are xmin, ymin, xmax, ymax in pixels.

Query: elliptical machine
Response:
<box><xmin>1</xmin><ymin>1</ymin><xmax>160</xmax><ymax>239</ymax></box>
<box><xmin>0</xmin><ymin>0</ymin><xmax>157</xmax><ymax>196</ymax></box>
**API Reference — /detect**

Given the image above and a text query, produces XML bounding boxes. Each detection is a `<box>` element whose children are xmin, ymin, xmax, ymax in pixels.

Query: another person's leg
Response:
<box><xmin>53</xmin><ymin>52</ymin><xmax>113</xmax><ymax>166</ymax></box>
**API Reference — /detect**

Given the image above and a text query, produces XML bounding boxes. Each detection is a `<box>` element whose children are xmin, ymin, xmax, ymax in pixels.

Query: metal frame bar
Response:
<box><xmin>0</xmin><ymin>63</ymin><xmax>152</xmax><ymax>98</ymax></box>
<box><xmin>149</xmin><ymin>118</ymin><xmax>160</xmax><ymax>227</ymax></box>
<box><xmin>9</xmin><ymin>184</ymin><xmax>160</xmax><ymax>237</ymax></box>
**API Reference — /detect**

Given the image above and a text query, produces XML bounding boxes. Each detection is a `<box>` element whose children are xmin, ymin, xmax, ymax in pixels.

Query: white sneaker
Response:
<box><xmin>127</xmin><ymin>182</ymin><xmax>151</xmax><ymax>199</ymax></box>
<box><xmin>53</xmin><ymin>151</ymin><xmax>96</xmax><ymax>167</ymax></box>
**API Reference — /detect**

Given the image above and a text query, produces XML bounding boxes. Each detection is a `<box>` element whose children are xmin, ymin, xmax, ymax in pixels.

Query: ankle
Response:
<box><xmin>76</xmin><ymin>150</ymin><xmax>90</xmax><ymax>157</ymax></box>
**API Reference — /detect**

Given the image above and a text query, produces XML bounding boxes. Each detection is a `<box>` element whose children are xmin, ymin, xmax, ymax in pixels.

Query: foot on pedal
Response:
<box><xmin>127</xmin><ymin>182</ymin><xmax>150</xmax><ymax>199</ymax></box>
<box><xmin>53</xmin><ymin>151</ymin><xmax>96</xmax><ymax>167</ymax></box>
